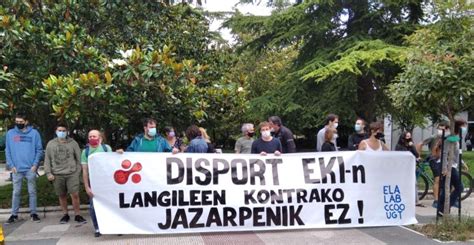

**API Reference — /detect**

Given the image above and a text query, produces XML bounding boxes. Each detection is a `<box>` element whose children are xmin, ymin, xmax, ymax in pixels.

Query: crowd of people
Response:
<box><xmin>3</xmin><ymin>112</ymin><xmax>470</xmax><ymax>236</ymax></box>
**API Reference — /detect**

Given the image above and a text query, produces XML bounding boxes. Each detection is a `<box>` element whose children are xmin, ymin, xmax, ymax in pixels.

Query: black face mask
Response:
<box><xmin>375</xmin><ymin>132</ymin><xmax>384</xmax><ymax>139</ymax></box>
<box><xmin>247</xmin><ymin>132</ymin><xmax>255</xmax><ymax>137</ymax></box>
<box><xmin>16</xmin><ymin>123</ymin><xmax>26</xmax><ymax>129</ymax></box>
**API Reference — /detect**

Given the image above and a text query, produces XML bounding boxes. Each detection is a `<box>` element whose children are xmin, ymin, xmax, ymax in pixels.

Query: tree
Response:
<box><xmin>388</xmin><ymin>0</ymin><xmax>474</xmax><ymax>215</ymax></box>
<box><xmin>0</xmin><ymin>1</ymin><xmax>246</xmax><ymax>146</ymax></box>
<box><xmin>225</xmin><ymin>0</ymin><xmax>426</xmax><ymax>142</ymax></box>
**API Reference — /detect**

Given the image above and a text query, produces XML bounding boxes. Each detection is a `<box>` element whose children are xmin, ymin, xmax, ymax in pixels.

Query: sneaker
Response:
<box><xmin>94</xmin><ymin>230</ymin><xmax>101</xmax><ymax>237</ymax></box>
<box><xmin>60</xmin><ymin>214</ymin><xmax>70</xmax><ymax>224</ymax></box>
<box><xmin>5</xmin><ymin>215</ymin><xmax>18</xmax><ymax>224</ymax></box>
<box><xmin>437</xmin><ymin>211</ymin><xmax>444</xmax><ymax>218</ymax></box>
<box><xmin>432</xmin><ymin>200</ymin><xmax>438</xmax><ymax>209</ymax></box>
<box><xmin>30</xmin><ymin>213</ymin><xmax>41</xmax><ymax>223</ymax></box>
<box><xmin>74</xmin><ymin>215</ymin><xmax>87</xmax><ymax>224</ymax></box>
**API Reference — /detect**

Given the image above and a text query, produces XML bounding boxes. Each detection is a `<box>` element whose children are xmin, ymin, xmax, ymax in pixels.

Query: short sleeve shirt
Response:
<box><xmin>235</xmin><ymin>137</ymin><xmax>254</xmax><ymax>154</ymax></box>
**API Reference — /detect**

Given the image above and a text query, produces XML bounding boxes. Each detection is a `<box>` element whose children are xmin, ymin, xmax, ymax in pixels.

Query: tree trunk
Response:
<box><xmin>443</xmin><ymin>119</ymin><xmax>456</xmax><ymax>216</ymax></box>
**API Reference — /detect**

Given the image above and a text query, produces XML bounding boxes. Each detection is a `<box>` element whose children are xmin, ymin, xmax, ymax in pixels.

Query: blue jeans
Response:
<box><xmin>439</xmin><ymin>167</ymin><xmax>463</xmax><ymax>212</ymax></box>
<box><xmin>12</xmin><ymin>170</ymin><xmax>37</xmax><ymax>215</ymax></box>
<box><xmin>89</xmin><ymin>198</ymin><xmax>99</xmax><ymax>231</ymax></box>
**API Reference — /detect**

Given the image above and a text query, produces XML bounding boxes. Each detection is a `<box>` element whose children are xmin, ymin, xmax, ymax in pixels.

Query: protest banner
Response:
<box><xmin>89</xmin><ymin>151</ymin><xmax>417</xmax><ymax>234</ymax></box>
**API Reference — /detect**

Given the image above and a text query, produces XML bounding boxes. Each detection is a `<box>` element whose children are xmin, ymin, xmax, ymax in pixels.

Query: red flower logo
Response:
<box><xmin>114</xmin><ymin>160</ymin><xmax>142</xmax><ymax>184</ymax></box>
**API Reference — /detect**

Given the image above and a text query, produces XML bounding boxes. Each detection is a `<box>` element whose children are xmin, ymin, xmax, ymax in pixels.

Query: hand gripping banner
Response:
<box><xmin>88</xmin><ymin>151</ymin><xmax>417</xmax><ymax>234</ymax></box>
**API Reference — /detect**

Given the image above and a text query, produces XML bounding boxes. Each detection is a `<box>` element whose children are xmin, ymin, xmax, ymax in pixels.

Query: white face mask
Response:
<box><xmin>261</xmin><ymin>130</ymin><xmax>271</xmax><ymax>138</ymax></box>
<box><xmin>437</xmin><ymin>129</ymin><xmax>443</xmax><ymax>136</ymax></box>
<box><xmin>333</xmin><ymin>123</ymin><xmax>339</xmax><ymax>129</ymax></box>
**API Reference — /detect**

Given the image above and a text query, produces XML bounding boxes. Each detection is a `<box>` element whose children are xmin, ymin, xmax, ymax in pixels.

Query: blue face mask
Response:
<box><xmin>461</xmin><ymin>127</ymin><xmax>467</xmax><ymax>136</ymax></box>
<box><xmin>148</xmin><ymin>127</ymin><xmax>157</xmax><ymax>137</ymax></box>
<box><xmin>56</xmin><ymin>131</ymin><xmax>67</xmax><ymax>139</ymax></box>
<box><xmin>355</xmin><ymin>124</ymin><xmax>362</xmax><ymax>132</ymax></box>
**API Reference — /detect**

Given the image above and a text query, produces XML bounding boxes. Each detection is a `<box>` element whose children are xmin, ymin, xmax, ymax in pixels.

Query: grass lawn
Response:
<box><xmin>413</xmin><ymin>217</ymin><xmax>474</xmax><ymax>241</ymax></box>
<box><xmin>0</xmin><ymin>174</ymin><xmax>89</xmax><ymax>209</ymax></box>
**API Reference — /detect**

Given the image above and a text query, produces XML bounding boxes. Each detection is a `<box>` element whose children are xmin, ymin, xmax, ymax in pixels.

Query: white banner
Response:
<box><xmin>89</xmin><ymin>151</ymin><xmax>417</xmax><ymax>234</ymax></box>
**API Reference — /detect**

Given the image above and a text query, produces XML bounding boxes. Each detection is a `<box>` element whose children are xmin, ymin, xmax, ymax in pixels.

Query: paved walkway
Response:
<box><xmin>1</xmin><ymin>164</ymin><xmax>473</xmax><ymax>244</ymax></box>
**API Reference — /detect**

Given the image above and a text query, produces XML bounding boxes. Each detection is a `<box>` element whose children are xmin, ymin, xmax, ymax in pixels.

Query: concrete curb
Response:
<box><xmin>0</xmin><ymin>205</ymin><xmax>89</xmax><ymax>214</ymax></box>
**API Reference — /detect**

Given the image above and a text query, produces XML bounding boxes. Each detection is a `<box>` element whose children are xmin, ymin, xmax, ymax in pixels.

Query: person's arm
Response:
<box><xmin>161</xmin><ymin>138</ymin><xmax>172</xmax><ymax>152</ymax></box>
<box><xmin>32</xmin><ymin>130</ymin><xmax>43</xmax><ymax>171</ymax></box>
<box><xmin>5</xmin><ymin>131</ymin><xmax>14</xmax><ymax>171</ymax></box>
<box><xmin>73</xmin><ymin>141</ymin><xmax>82</xmax><ymax>174</ymax></box>
<box><xmin>316</xmin><ymin>129</ymin><xmax>324</xmax><ymax>152</ymax></box>
<box><xmin>82</xmin><ymin>164</ymin><xmax>93</xmax><ymax>198</ymax></box>
<box><xmin>81</xmin><ymin>150</ymin><xmax>93</xmax><ymax>197</ymax></box>
<box><xmin>126</xmin><ymin>138</ymin><xmax>137</xmax><ymax>152</ymax></box>
<box><xmin>235</xmin><ymin>139</ymin><xmax>242</xmax><ymax>153</ymax></box>
<box><xmin>44</xmin><ymin>143</ymin><xmax>53</xmax><ymax>179</ymax></box>
<box><xmin>285</xmin><ymin>130</ymin><xmax>296</xmax><ymax>153</ymax></box>
<box><xmin>382</xmin><ymin>142</ymin><xmax>389</xmax><ymax>151</ymax></box>
<box><xmin>358</xmin><ymin>140</ymin><xmax>367</xmax><ymax>150</ymax></box>
<box><xmin>275</xmin><ymin>138</ymin><xmax>283</xmax><ymax>154</ymax></box>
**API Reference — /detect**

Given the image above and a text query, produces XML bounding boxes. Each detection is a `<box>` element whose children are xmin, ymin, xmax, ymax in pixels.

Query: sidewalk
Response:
<box><xmin>1</xmin><ymin>197</ymin><xmax>472</xmax><ymax>245</ymax></box>
<box><xmin>1</xmin><ymin>163</ymin><xmax>473</xmax><ymax>244</ymax></box>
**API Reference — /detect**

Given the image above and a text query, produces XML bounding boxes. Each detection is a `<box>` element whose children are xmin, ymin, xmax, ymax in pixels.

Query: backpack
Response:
<box><xmin>85</xmin><ymin>144</ymin><xmax>108</xmax><ymax>158</ymax></box>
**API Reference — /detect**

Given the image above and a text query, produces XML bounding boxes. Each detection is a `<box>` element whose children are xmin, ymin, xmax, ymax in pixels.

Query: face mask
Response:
<box><xmin>437</xmin><ymin>129</ymin><xmax>445</xmax><ymax>136</ymax></box>
<box><xmin>56</xmin><ymin>131</ymin><xmax>67</xmax><ymax>139</ymax></box>
<box><xmin>333</xmin><ymin>123</ymin><xmax>339</xmax><ymax>129</ymax></box>
<box><xmin>148</xmin><ymin>127</ymin><xmax>157</xmax><ymax>137</ymax></box>
<box><xmin>247</xmin><ymin>132</ymin><xmax>255</xmax><ymax>137</ymax></box>
<box><xmin>168</xmin><ymin>131</ymin><xmax>175</xmax><ymax>137</ymax></box>
<box><xmin>375</xmin><ymin>132</ymin><xmax>384</xmax><ymax>139</ymax></box>
<box><xmin>261</xmin><ymin>130</ymin><xmax>271</xmax><ymax>138</ymax></box>
<box><xmin>354</xmin><ymin>124</ymin><xmax>362</xmax><ymax>132</ymax></box>
<box><xmin>445</xmin><ymin>130</ymin><xmax>451</xmax><ymax>136</ymax></box>
<box><xmin>461</xmin><ymin>127</ymin><xmax>467</xmax><ymax>136</ymax></box>
<box><xmin>89</xmin><ymin>138</ymin><xmax>100</xmax><ymax>147</ymax></box>
<box><xmin>16</xmin><ymin>123</ymin><xmax>26</xmax><ymax>129</ymax></box>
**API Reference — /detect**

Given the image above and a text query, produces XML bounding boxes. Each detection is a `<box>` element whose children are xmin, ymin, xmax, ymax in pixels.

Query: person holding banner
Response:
<box><xmin>321</xmin><ymin>128</ymin><xmax>338</xmax><ymax>152</ymax></box>
<box><xmin>395</xmin><ymin>131</ymin><xmax>424</xmax><ymax>207</ymax></box>
<box><xmin>235</xmin><ymin>123</ymin><xmax>255</xmax><ymax>154</ymax></box>
<box><xmin>316</xmin><ymin>114</ymin><xmax>339</xmax><ymax>152</ymax></box>
<box><xmin>348</xmin><ymin>118</ymin><xmax>368</xmax><ymax>150</ymax></box>
<box><xmin>164</xmin><ymin>126</ymin><xmax>184</xmax><ymax>152</ymax></box>
<box><xmin>358</xmin><ymin>121</ymin><xmax>388</xmax><ymax>151</ymax></box>
<box><xmin>268</xmin><ymin>116</ymin><xmax>296</xmax><ymax>153</ymax></box>
<box><xmin>185</xmin><ymin>125</ymin><xmax>208</xmax><ymax>153</ymax></box>
<box><xmin>251</xmin><ymin>122</ymin><xmax>282</xmax><ymax>156</ymax></box>
<box><xmin>81</xmin><ymin>129</ymin><xmax>112</xmax><ymax>237</ymax></box>
<box><xmin>199</xmin><ymin>127</ymin><xmax>216</xmax><ymax>153</ymax></box>
<box><xmin>119</xmin><ymin>118</ymin><xmax>178</xmax><ymax>153</ymax></box>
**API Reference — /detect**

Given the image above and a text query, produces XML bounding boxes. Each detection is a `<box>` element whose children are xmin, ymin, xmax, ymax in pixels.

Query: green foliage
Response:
<box><xmin>415</xmin><ymin>217</ymin><xmax>474</xmax><ymax>241</ymax></box>
<box><xmin>0</xmin><ymin>1</ymin><xmax>246</xmax><ymax>146</ymax></box>
<box><xmin>226</xmin><ymin>0</ymin><xmax>427</xmax><ymax>137</ymax></box>
<box><xmin>388</xmin><ymin>1</ymin><xmax>474</xmax><ymax>121</ymax></box>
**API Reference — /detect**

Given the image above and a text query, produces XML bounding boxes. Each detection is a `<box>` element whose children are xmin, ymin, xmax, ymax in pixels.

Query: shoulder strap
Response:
<box><xmin>85</xmin><ymin>145</ymin><xmax>90</xmax><ymax>158</ymax></box>
<box><xmin>102</xmin><ymin>144</ymin><xmax>108</xmax><ymax>152</ymax></box>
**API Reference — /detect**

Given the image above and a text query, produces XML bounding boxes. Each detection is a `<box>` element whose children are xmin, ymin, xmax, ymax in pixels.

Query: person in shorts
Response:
<box><xmin>44</xmin><ymin>123</ymin><xmax>86</xmax><ymax>224</ymax></box>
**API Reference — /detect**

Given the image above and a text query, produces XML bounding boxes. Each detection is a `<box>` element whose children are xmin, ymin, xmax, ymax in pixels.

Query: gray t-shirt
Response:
<box><xmin>235</xmin><ymin>136</ymin><xmax>254</xmax><ymax>154</ymax></box>
<box><xmin>316</xmin><ymin>127</ymin><xmax>337</xmax><ymax>152</ymax></box>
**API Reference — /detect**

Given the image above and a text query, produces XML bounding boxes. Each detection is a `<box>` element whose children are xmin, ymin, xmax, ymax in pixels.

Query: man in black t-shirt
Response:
<box><xmin>251</xmin><ymin>122</ymin><xmax>282</xmax><ymax>156</ymax></box>
<box><xmin>268</xmin><ymin>116</ymin><xmax>296</xmax><ymax>153</ymax></box>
